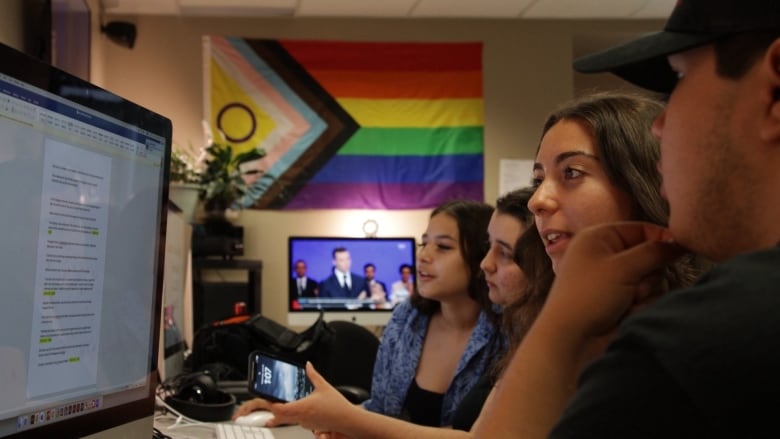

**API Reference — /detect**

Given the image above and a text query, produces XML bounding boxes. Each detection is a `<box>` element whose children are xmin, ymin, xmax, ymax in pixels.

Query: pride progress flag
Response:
<box><xmin>206</xmin><ymin>38</ymin><xmax>484</xmax><ymax>209</ymax></box>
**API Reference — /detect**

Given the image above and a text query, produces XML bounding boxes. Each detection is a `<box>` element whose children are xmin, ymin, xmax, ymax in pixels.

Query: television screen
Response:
<box><xmin>288</xmin><ymin>237</ymin><xmax>416</xmax><ymax>327</ymax></box>
<box><xmin>0</xmin><ymin>41</ymin><xmax>171</xmax><ymax>437</ymax></box>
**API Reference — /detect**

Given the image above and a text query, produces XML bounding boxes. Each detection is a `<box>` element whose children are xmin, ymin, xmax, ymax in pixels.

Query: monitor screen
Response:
<box><xmin>0</xmin><ymin>42</ymin><xmax>171</xmax><ymax>437</ymax></box>
<box><xmin>288</xmin><ymin>236</ymin><xmax>416</xmax><ymax>327</ymax></box>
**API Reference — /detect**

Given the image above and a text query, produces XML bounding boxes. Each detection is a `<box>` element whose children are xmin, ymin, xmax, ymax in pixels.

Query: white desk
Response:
<box><xmin>154</xmin><ymin>413</ymin><xmax>315</xmax><ymax>439</ymax></box>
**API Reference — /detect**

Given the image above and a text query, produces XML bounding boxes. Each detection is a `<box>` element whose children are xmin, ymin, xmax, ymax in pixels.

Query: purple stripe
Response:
<box><xmin>284</xmin><ymin>182</ymin><xmax>484</xmax><ymax>209</ymax></box>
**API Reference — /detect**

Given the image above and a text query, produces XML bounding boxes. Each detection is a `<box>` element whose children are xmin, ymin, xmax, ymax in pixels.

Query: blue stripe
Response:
<box><xmin>308</xmin><ymin>154</ymin><xmax>483</xmax><ymax>184</ymax></box>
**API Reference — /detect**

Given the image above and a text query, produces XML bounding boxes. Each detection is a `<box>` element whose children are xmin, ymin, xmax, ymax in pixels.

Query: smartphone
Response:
<box><xmin>247</xmin><ymin>351</ymin><xmax>314</xmax><ymax>403</ymax></box>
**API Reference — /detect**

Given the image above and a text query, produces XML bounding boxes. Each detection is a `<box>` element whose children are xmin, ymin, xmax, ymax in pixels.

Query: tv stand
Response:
<box><xmin>191</xmin><ymin>258</ymin><xmax>263</xmax><ymax>329</ymax></box>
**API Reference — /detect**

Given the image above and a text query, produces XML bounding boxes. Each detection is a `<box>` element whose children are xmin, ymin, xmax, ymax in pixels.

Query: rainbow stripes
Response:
<box><xmin>206</xmin><ymin>38</ymin><xmax>484</xmax><ymax>209</ymax></box>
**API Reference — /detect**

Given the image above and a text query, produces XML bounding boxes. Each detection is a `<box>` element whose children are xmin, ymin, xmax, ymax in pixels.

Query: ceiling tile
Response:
<box><xmin>102</xmin><ymin>0</ymin><xmax>676</xmax><ymax>19</ymax></box>
<box><xmin>103</xmin><ymin>0</ymin><xmax>179</xmax><ymax>15</ymax></box>
<box><xmin>297</xmin><ymin>0</ymin><xmax>418</xmax><ymax>17</ymax></box>
<box><xmin>631</xmin><ymin>0</ymin><xmax>675</xmax><ymax>18</ymax></box>
<box><xmin>178</xmin><ymin>0</ymin><xmax>297</xmax><ymax>16</ymax></box>
<box><xmin>411</xmin><ymin>0</ymin><xmax>534</xmax><ymax>18</ymax></box>
<box><xmin>523</xmin><ymin>0</ymin><xmax>649</xmax><ymax>19</ymax></box>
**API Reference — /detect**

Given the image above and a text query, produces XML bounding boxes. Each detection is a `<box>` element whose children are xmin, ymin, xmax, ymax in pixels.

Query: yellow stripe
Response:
<box><xmin>338</xmin><ymin>98</ymin><xmax>483</xmax><ymax>128</ymax></box>
<box><xmin>210</xmin><ymin>60</ymin><xmax>276</xmax><ymax>154</ymax></box>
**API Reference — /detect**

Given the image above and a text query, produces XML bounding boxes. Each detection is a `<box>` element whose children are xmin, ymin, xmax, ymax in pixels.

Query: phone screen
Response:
<box><xmin>248</xmin><ymin>351</ymin><xmax>314</xmax><ymax>402</ymax></box>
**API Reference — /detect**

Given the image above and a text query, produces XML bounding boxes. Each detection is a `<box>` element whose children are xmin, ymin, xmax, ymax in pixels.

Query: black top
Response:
<box><xmin>451</xmin><ymin>373</ymin><xmax>493</xmax><ymax>431</ymax></box>
<box><xmin>550</xmin><ymin>247</ymin><xmax>780</xmax><ymax>438</ymax></box>
<box><xmin>404</xmin><ymin>379</ymin><xmax>444</xmax><ymax>427</ymax></box>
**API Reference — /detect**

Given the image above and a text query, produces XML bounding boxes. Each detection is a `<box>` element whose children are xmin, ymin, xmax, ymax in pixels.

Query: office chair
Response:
<box><xmin>314</xmin><ymin>320</ymin><xmax>380</xmax><ymax>404</ymax></box>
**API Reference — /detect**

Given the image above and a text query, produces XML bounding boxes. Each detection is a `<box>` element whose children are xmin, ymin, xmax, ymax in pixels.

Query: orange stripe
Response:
<box><xmin>307</xmin><ymin>70</ymin><xmax>482</xmax><ymax>99</ymax></box>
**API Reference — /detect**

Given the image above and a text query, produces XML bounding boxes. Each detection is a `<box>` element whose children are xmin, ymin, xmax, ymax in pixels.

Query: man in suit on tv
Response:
<box><xmin>319</xmin><ymin>247</ymin><xmax>367</xmax><ymax>298</ymax></box>
<box><xmin>290</xmin><ymin>259</ymin><xmax>318</xmax><ymax>299</ymax></box>
<box><xmin>360</xmin><ymin>262</ymin><xmax>388</xmax><ymax>305</ymax></box>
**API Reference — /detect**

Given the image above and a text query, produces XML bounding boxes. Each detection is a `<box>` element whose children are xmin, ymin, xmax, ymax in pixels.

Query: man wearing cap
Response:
<box><xmin>474</xmin><ymin>1</ymin><xmax>780</xmax><ymax>437</ymax></box>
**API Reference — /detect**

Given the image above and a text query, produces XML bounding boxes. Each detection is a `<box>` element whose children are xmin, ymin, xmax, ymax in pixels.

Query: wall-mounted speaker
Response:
<box><xmin>100</xmin><ymin>21</ymin><xmax>136</xmax><ymax>49</ymax></box>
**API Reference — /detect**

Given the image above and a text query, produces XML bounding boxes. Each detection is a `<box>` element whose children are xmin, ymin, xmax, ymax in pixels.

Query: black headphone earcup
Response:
<box><xmin>165</xmin><ymin>372</ymin><xmax>235</xmax><ymax>422</ymax></box>
<box><xmin>177</xmin><ymin>373</ymin><xmax>218</xmax><ymax>403</ymax></box>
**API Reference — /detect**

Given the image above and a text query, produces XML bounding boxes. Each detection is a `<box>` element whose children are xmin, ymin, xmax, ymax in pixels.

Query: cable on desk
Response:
<box><xmin>155</xmin><ymin>382</ymin><xmax>216</xmax><ymax>434</ymax></box>
<box><xmin>152</xmin><ymin>427</ymin><xmax>172</xmax><ymax>439</ymax></box>
<box><xmin>155</xmin><ymin>395</ymin><xmax>212</xmax><ymax>430</ymax></box>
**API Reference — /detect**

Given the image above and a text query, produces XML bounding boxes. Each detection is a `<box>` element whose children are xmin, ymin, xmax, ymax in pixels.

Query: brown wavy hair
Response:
<box><xmin>411</xmin><ymin>199</ymin><xmax>499</xmax><ymax>325</ymax></box>
<box><xmin>483</xmin><ymin>187</ymin><xmax>556</xmax><ymax>377</ymax></box>
<box><xmin>539</xmin><ymin>91</ymin><xmax>703</xmax><ymax>292</ymax></box>
<box><xmin>494</xmin><ymin>223</ymin><xmax>554</xmax><ymax>377</ymax></box>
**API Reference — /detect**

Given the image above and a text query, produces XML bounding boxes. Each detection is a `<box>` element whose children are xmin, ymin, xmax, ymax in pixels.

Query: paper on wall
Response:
<box><xmin>499</xmin><ymin>159</ymin><xmax>534</xmax><ymax>196</ymax></box>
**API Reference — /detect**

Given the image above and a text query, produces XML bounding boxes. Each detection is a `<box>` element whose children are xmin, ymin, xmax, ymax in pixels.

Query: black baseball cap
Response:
<box><xmin>573</xmin><ymin>0</ymin><xmax>780</xmax><ymax>92</ymax></box>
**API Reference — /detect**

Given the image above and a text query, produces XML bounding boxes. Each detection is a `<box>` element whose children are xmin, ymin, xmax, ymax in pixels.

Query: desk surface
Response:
<box><xmin>154</xmin><ymin>413</ymin><xmax>314</xmax><ymax>439</ymax></box>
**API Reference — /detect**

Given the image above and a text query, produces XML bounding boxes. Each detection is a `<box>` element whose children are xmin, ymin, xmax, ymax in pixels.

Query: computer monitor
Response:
<box><xmin>287</xmin><ymin>236</ymin><xmax>416</xmax><ymax>327</ymax></box>
<box><xmin>0</xmin><ymin>42</ymin><xmax>172</xmax><ymax>437</ymax></box>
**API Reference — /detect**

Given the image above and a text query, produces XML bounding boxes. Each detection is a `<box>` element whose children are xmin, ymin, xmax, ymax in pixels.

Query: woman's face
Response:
<box><xmin>416</xmin><ymin>212</ymin><xmax>471</xmax><ymax>301</ymax></box>
<box><xmin>529</xmin><ymin>119</ymin><xmax>633</xmax><ymax>272</ymax></box>
<box><xmin>480</xmin><ymin>212</ymin><xmax>527</xmax><ymax>306</ymax></box>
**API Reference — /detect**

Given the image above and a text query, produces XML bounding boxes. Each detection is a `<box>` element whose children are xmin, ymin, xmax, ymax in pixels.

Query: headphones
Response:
<box><xmin>160</xmin><ymin>372</ymin><xmax>236</xmax><ymax>422</ymax></box>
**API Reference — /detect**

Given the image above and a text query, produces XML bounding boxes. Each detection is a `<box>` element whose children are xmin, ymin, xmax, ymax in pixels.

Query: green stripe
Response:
<box><xmin>338</xmin><ymin>126</ymin><xmax>483</xmax><ymax>156</ymax></box>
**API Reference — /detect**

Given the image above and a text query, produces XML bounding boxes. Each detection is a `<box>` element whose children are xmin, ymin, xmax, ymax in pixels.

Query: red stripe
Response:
<box><xmin>280</xmin><ymin>40</ymin><xmax>482</xmax><ymax>72</ymax></box>
<box><xmin>308</xmin><ymin>70</ymin><xmax>482</xmax><ymax>99</ymax></box>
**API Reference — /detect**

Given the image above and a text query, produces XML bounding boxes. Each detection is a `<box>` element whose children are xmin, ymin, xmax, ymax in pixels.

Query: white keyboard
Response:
<box><xmin>215</xmin><ymin>423</ymin><xmax>275</xmax><ymax>439</ymax></box>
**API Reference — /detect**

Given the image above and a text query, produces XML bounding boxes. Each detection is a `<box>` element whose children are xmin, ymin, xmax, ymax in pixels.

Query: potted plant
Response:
<box><xmin>170</xmin><ymin>148</ymin><xmax>201</xmax><ymax>184</ymax></box>
<box><xmin>169</xmin><ymin>142</ymin><xmax>269</xmax><ymax>223</ymax></box>
<box><xmin>195</xmin><ymin>143</ymin><xmax>266</xmax><ymax>222</ymax></box>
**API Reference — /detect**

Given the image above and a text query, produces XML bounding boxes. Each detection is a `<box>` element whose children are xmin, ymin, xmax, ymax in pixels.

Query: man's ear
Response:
<box><xmin>760</xmin><ymin>38</ymin><xmax>780</xmax><ymax>143</ymax></box>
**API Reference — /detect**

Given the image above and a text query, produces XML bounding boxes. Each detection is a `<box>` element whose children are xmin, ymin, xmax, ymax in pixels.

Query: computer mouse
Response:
<box><xmin>234</xmin><ymin>410</ymin><xmax>274</xmax><ymax>427</ymax></box>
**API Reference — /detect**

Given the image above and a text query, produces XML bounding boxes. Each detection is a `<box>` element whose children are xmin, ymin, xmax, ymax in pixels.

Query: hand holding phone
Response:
<box><xmin>247</xmin><ymin>351</ymin><xmax>314</xmax><ymax>403</ymax></box>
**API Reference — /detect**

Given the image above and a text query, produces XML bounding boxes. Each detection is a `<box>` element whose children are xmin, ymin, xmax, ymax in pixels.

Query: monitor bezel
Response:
<box><xmin>0</xmin><ymin>41</ymin><xmax>171</xmax><ymax>438</ymax></box>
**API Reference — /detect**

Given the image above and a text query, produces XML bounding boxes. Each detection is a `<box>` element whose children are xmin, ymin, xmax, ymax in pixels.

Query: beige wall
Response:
<box><xmin>0</xmin><ymin>0</ymin><xmax>25</xmax><ymax>50</ymax></box>
<box><xmin>91</xmin><ymin>15</ymin><xmax>663</xmax><ymax>327</ymax></box>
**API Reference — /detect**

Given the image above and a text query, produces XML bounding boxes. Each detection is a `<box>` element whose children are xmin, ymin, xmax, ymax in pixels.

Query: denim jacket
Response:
<box><xmin>363</xmin><ymin>300</ymin><xmax>505</xmax><ymax>426</ymax></box>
